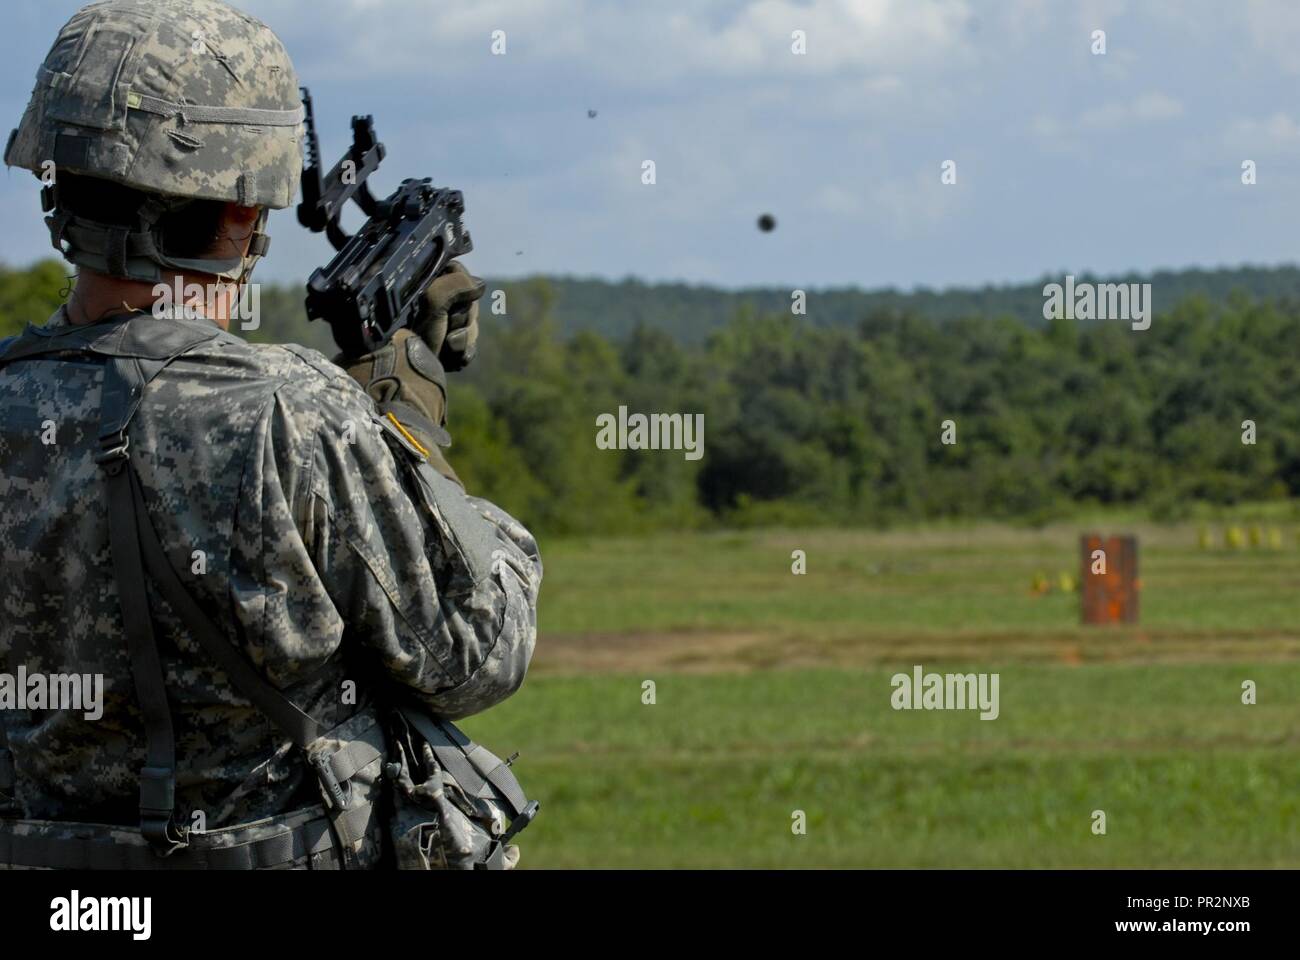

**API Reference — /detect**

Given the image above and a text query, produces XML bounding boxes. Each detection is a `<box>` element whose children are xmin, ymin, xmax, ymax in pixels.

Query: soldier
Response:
<box><xmin>0</xmin><ymin>0</ymin><xmax>541</xmax><ymax>869</ymax></box>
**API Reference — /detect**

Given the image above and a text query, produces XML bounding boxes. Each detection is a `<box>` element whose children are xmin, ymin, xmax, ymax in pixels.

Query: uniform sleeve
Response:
<box><xmin>272</xmin><ymin>352</ymin><xmax>542</xmax><ymax>720</ymax></box>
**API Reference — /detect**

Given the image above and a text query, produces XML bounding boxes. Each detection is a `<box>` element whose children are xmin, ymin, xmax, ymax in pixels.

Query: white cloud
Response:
<box><xmin>1030</xmin><ymin>92</ymin><xmax>1184</xmax><ymax>150</ymax></box>
<box><xmin>1244</xmin><ymin>0</ymin><xmax>1300</xmax><ymax>74</ymax></box>
<box><xmin>1225</xmin><ymin>111</ymin><xmax>1300</xmax><ymax>152</ymax></box>
<box><xmin>5</xmin><ymin>0</ymin><xmax>1299</xmax><ymax>289</ymax></box>
<box><xmin>258</xmin><ymin>0</ymin><xmax>979</xmax><ymax>85</ymax></box>
<box><xmin>1078</xmin><ymin>91</ymin><xmax>1184</xmax><ymax>130</ymax></box>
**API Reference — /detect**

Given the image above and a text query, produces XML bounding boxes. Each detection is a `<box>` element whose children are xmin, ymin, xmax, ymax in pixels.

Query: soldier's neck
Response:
<box><xmin>68</xmin><ymin>271</ymin><xmax>235</xmax><ymax>330</ymax></box>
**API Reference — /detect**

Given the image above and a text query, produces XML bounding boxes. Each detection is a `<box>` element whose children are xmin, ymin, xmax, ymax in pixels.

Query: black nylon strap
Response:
<box><xmin>126</xmin><ymin>468</ymin><xmax>322</xmax><ymax>748</ymax></box>
<box><xmin>476</xmin><ymin>841</ymin><xmax>507</xmax><ymax>871</ymax></box>
<box><xmin>0</xmin><ymin>741</ymin><xmax>17</xmax><ymax>816</ymax></box>
<box><xmin>3</xmin><ymin>322</ymin><xmax>376</xmax><ymax>868</ymax></box>
<box><xmin>106</xmin><ymin>225</ymin><xmax>131</xmax><ymax>278</ymax></box>
<box><xmin>401</xmin><ymin>710</ymin><xmax>532</xmax><ymax>819</ymax></box>
<box><xmin>107</xmin><ymin>368</ymin><xmax>379</xmax><ymax>866</ymax></box>
<box><xmin>93</xmin><ymin>352</ymin><xmax>321</xmax><ymax>749</ymax></box>
<box><xmin>104</xmin><ymin>465</ymin><xmax>174</xmax><ymax>777</ymax></box>
<box><xmin>93</xmin><ymin>348</ymin><xmax>321</xmax><ymax>857</ymax></box>
<box><xmin>98</xmin><ymin>362</ymin><xmax>184</xmax><ymax>853</ymax></box>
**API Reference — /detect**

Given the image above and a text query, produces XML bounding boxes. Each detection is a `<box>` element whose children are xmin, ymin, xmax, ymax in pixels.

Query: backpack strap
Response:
<box><xmin>93</xmin><ymin>351</ymin><xmax>341</xmax><ymax>857</ymax></box>
<box><xmin>0</xmin><ymin>728</ymin><xmax>16</xmax><ymax>818</ymax></box>
<box><xmin>123</xmin><ymin>450</ymin><xmax>324</xmax><ymax>748</ymax></box>
<box><xmin>97</xmin><ymin>362</ymin><xmax>185</xmax><ymax>853</ymax></box>
<box><xmin>398</xmin><ymin>707</ymin><xmax>539</xmax><ymax>841</ymax></box>
<box><xmin>0</xmin><ymin>315</ymin><xmax>249</xmax><ymax>853</ymax></box>
<box><xmin>2</xmin><ymin>316</ymin><xmax>380</xmax><ymax>865</ymax></box>
<box><xmin>95</xmin><ymin>346</ymin><xmax>390</xmax><ymax>866</ymax></box>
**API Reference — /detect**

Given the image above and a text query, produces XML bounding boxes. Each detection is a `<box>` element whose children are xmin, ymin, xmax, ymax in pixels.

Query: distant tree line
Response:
<box><xmin>510</xmin><ymin>263</ymin><xmax>1300</xmax><ymax>343</ymax></box>
<box><xmin>3</xmin><ymin>259</ymin><xmax>1298</xmax><ymax>535</ymax></box>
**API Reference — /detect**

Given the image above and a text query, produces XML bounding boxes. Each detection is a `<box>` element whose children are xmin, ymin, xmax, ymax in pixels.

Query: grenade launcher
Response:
<box><xmin>296</xmin><ymin>87</ymin><xmax>473</xmax><ymax>358</ymax></box>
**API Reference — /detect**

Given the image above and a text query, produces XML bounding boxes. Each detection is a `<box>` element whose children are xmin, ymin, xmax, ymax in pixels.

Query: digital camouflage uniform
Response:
<box><xmin>0</xmin><ymin>305</ymin><xmax>541</xmax><ymax>828</ymax></box>
<box><xmin>0</xmin><ymin>0</ymin><xmax>541</xmax><ymax>867</ymax></box>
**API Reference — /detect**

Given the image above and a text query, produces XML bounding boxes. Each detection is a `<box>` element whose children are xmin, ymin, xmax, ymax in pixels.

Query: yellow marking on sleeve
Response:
<box><xmin>385</xmin><ymin>412</ymin><xmax>430</xmax><ymax>458</ymax></box>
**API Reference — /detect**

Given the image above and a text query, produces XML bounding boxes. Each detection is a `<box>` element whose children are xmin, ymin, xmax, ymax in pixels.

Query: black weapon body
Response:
<box><xmin>297</xmin><ymin>88</ymin><xmax>473</xmax><ymax>358</ymax></box>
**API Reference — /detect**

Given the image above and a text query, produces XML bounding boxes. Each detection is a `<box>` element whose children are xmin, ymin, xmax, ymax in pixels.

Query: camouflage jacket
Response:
<box><xmin>0</xmin><ymin>306</ymin><xmax>541</xmax><ymax>828</ymax></box>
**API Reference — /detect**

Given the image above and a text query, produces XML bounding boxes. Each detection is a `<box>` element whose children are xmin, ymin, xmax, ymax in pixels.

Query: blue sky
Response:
<box><xmin>3</xmin><ymin>0</ymin><xmax>1300</xmax><ymax>290</ymax></box>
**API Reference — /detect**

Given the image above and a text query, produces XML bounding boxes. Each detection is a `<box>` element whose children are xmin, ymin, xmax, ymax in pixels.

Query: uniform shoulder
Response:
<box><xmin>247</xmin><ymin>340</ymin><xmax>375</xmax><ymax>422</ymax></box>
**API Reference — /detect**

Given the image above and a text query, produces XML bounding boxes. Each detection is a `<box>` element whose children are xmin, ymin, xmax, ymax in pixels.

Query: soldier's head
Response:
<box><xmin>5</xmin><ymin>0</ymin><xmax>302</xmax><ymax>295</ymax></box>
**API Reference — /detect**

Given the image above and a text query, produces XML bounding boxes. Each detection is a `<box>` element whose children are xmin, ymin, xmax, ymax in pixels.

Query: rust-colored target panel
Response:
<box><xmin>1080</xmin><ymin>534</ymin><xmax>1139</xmax><ymax>625</ymax></box>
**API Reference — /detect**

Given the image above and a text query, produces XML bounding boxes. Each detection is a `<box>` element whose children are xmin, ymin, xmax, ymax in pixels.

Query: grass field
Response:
<box><xmin>460</xmin><ymin>519</ymin><xmax>1300</xmax><ymax>867</ymax></box>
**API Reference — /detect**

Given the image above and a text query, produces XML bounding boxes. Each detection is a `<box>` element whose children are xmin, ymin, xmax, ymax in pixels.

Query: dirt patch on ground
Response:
<box><xmin>534</xmin><ymin>630</ymin><xmax>773</xmax><ymax>675</ymax></box>
<box><xmin>532</xmin><ymin>627</ymin><xmax>1300</xmax><ymax>675</ymax></box>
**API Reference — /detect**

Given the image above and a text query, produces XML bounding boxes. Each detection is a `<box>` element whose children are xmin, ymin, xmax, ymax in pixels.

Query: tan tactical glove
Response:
<box><xmin>413</xmin><ymin>260</ymin><xmax>485</xmax><ymax>372</ymax></box>
<box><xmin>341</xmin><ymin>328</ymin><xmax>461</xmax><ymax>486</ymax></box>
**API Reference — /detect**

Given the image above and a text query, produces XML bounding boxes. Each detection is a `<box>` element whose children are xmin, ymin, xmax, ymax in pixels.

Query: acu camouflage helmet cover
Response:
<box><xmin>5</xmin><ymin>0</ymin><xmax>304</xmax><ymax>210</ymax></box>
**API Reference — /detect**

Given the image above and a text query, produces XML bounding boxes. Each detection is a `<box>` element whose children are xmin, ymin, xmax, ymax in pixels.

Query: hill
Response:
<box><xmin>529</xmin><ymin>263</ymin><xmax>1300</xmax><ymax>342</ymax></box>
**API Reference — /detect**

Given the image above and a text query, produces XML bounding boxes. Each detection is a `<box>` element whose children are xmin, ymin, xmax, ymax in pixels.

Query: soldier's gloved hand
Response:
<box><xmin>413</xmin><ymin>260</ymin><xmax>485</xmax><ymax>372</ymax></box>
<box><xmin>339</xmin><ymin>328</ymin><xmax>462</xmax><ymax>486</ymax></box>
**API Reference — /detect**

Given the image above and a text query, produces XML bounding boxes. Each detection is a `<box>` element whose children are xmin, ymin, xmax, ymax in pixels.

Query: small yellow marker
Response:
<box><xmin>385</xmin><ymin>412</ymin><xmax>429</xmax><ymax>458</ymax></box>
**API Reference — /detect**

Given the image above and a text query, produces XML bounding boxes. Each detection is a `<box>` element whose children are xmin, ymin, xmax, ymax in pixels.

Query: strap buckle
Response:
<box><xmin>0</xmin><ymin>747</ymin><xmax>17</xmax><ymax>819</ymax></box>
<box><xmin>474</xmin><ymin>841</ymin><xmax>509</xmax><ymax>870</ymax></box>
<box><xmin>501</xmin><ymin>800</ymin><xmax>540</xmax><ymax>843</ymax></box>
<box><xmin>94</xmin><ymin>432</ymin><xmax>130</xmax><ymax>466</ymax></box>
<box><xmin>140</xmin><ymin>815</ymin><xmax>190</xmax><ymax>857</ymax></box>
<box><xmin>310</xmin><ymin>752</ymin><xmax>351</xmax><ymax>811</ymax></box>
<box><xmin>139</xmin><ymin>765</ymin><xmax>189</xmax><ymax>857</ymax></box>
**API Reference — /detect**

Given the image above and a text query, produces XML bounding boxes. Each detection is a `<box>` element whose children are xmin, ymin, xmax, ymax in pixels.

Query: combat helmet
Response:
<box><xmin>4</xmin><ymin>0</ymin><xmax>304</xmax><ymax>282</ymax></box>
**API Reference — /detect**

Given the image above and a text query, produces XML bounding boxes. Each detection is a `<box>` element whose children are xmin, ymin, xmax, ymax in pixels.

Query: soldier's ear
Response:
<box><xmin>223</xmin><ymin>203</ymin><xmax>263</xmax><ymax>227</ymax></box>
<box><xmin>219</xmin><ymin>203</ymin><xmax>264</xmax><ymax>251</ymax></box>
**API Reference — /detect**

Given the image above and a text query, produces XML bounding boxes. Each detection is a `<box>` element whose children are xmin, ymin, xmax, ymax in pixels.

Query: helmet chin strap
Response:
<box><xmin>161</xmin><ymin>210</ymin><xmax>269</xmax><ymax>323</ymax></box>
<box><xmin>222</xmin><ymin>208</ymin><xmax>271</xmax><ymax>285</ymax></box>
<box><xmin>159</xmin><ymin>208</ymin><xmax>271</xmax><ymax>285</ymax></box>
<box><xmin>43</xmin><ymin>183</ymin><xmax>271</xmax><ymax>288</ymax></box>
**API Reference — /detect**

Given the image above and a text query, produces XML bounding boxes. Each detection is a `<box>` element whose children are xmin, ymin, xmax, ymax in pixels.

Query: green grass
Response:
<box><xmin>466</xmin><ymin>666</ymin><xmax>1300</xmax><ymax>867</ymax></box>
<box><xmin>538</xmin><ymin>520</ymin><xmax>1300</xmax><ymax>638</ymax></box>
<box><xmin>459</xmin><ymin>520</ymin><xmax>1300</xmax><ymax>867</ymax></box>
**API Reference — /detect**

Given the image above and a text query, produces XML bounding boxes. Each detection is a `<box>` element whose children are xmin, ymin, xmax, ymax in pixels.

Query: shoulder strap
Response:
<box><xmin>127</xmin><ymin>461</ymin><xmax>323</xmax><ymax>747</ymax></box>
<box><xmin>0</xmin><ymin>727</ymin><xmax>16</xmax><ymax>818</ymax></box>
<box><xmin>97</xmin><ymin>356</ymin><xmax>185</xmax><ymax>853</ymax></box>
<box><xmin>1</xmin><ymin>319</ymin><xmax>369</xmax><ymax>862</ymax></box>
<box><xmin>398</xmin><ymin>706</ymin><xmax>538</xmax><ymax>838</ymax></box>
<box><xmin>95</xmin><ymin>350</ymin><xmax>324</xmax><ymax>855</ymax></box>
<box><xmin>0</xmin><ymin>312</ymin><xmax>234</xmax><ymax>371</ymax></box>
